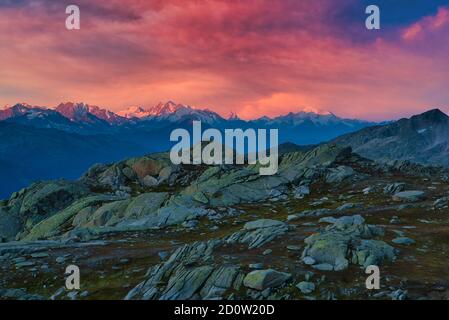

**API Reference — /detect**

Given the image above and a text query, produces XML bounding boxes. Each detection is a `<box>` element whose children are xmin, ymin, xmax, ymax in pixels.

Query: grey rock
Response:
<box><xmin>383</xmin><ymin>183</ymin><xmax>406</xmax><ymax>195</ymax></box>
<box><xmin>336</xmin><ymin>203</ymin><xmax>362</xmax><ymax>212</ymax></box>
<box><xmin>296</xmin><ymin>281</ymin><xmax>315</xmax><ymax>294</ymax></box>
<box><xmin>226</xmin><ymin>219</ymin><xmax>289</xmax><ymax>249</ymax></box>
<box><xmin>30</xmin><ymin>252</ymin><xmax>49</xmax><ymax>258</ymax></box>
<box><xmin>433</xmin><ymin>196</ymin><xmax>449</xmax><ymax>209</ymax></box>
<box><xmin>391</xmin><ymin>289</ymin><xmax>408</xmax><ymax>300</ymax></box>
<box><xmin>325</xmin><ymin>166</ymin><xmax>354</xmax><ymax>183</ymax></box>
<box><xmin>352</xmin><ymin>240</ymin><xmax>396</xmax><ymax>267</ymax></box>
<box><xmin>293</xmin><ymin>185</ymin><xmax>310</xmax><ymax>199</ymax></box>
<box><xmin>0</xmin><ymin>288</ymin><xmax>45</xmax><ymax>300</ymax></box>
<box><xmin>249</xmin><ymin>263</ymin><xmax>264</xmax><ymax>270</ymax></box>
<box><xmin>302</xmin><ymin>215</ymin><xmax>393</xmax><ymax>271</ymax></box>
<box><xmin>363</xmin><ymin>187</ymin><xmax>373</xmax><ymax>195</ymax></box>
<box><xmin>302</xmin><ymin>256</ymin><xmax>316</xmax><ymax>265</ymax></box>
<box><xmin>158</xmin><ymin>251</ymin><xmax>169</xmax><ymax>261</ymax></box>
<box><xmin>243</xmin><ymin>269</ymin><xmax>291</xmax><ymax>291</ymax></box>
<box><xmin>142</xmin><ymin>175</ymin><xmax>159</xmax><ymax>188</ymax></box>
<box><xmin>312</xmin><ymin>263</ymin><xmax>334</xmax><ymax>271</ymax></box>
<box><xmin>244</xmin><ymin>219</ymin><xmax>285</xmax><ymax>230</ymax></box>
<box><xmin>262</xmin><ymin>249</ymin><xmax>272</xmax><ymax>256</ymax></box>
<box><xmin>15</xmin><ymin>261</ymin><xmax>35</xmax><ymax>268</ymax></box>
<box><xmin>393</xmin><ymin>191</ymin><xmax>426</xmax><ymax>202</ymax></box>
<box><xmin>392</xmin><ymin>237</ymin><xmax>416</xmax><ymax>245</ymax></box>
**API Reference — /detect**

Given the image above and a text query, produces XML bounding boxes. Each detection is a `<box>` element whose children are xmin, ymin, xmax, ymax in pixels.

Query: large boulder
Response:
<box><xmin>302</xmin><ymin>215</ymin><xmax>394</xmax><ymax>271</ymax></box>
<box><xmin>14</xmin><ymin>181</ymin><xmax>89</xmax><ymax>218</ymax></box>
<box><xmin>21</xmin><ymin>194</ymin><xmax>122</xmax><ymax>241</ymax></box>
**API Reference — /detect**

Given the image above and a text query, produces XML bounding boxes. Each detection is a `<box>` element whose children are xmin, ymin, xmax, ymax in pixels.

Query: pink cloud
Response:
<box><xmin>402</xmin><ymin>6</ymin><xmax>449</xmax><ymax>41</ymax></box>
<box><xmin>0</xmin><ymin>1</ymin><xmax>448</xmax><ymax>121</ymax></box>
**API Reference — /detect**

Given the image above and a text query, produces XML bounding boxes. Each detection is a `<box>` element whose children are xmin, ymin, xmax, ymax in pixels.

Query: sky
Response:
<box><xmin>1</xmin><ymin>0</ymin><xmax>449</xmax><ymax>121</ymax></box>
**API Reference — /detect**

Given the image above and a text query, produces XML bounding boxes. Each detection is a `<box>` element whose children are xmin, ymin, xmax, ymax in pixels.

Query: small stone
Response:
<box><xmin>142</xmin><ymin>175</ymin><xmax>158</xmax><ymax>188</ymax></box>
<box><xmin>15</xmin><ymin>261</ymin><xmax>35</xmax><ymax>268</ymax></box>
<box><xmin>296</xmin><ymin>281</ymin><xmax>315</xmax><ymax>294</ymax></box>
<box><xmin>286</xmin><ymin>245</ymin><xmax>301</xmax><ymax>251</ymax></box>
<box><xmin>80</xmin><ymin>291</ymin><xmax>89</xmax><ymax>298</ymax></box>
<box><xmin>302</xmin><ymin>256</ymin><xmax>316</xmax><ymax>265</ymax></box>
<box><xmin>390</xmin><ymin>216</ymin><xmax>401</xmax><ymax>224</ymax></box>
<box><xmin>67</xmin><ymin>291</ymin><xmax>78</xmax><ymax>300</ymax></box>
<box><xmin>312</xmin><ymin>263</ymin><xmax>334</xmax><ymax>271</ymax></box>
<box><xmin>392</xmin><ymin>237</ymin><xmax>416</xmax><ymax>245</ymax></box>
<box><xmin>391</xmin><ymin>289</ymin><xmax>407</xmax><ymax>300</ymax></box>
<box><xmin>262</xmin><ymin>249</ymin><xmax>272</xmax><ymax>256</ymax></box>
<box><xmin>249</xmin><ymin>263</ymin><xmax>264</xmax><ymax>270</ymax></box>
<box><xmin>304</xmin><ymin>271</ymin><xmax>314</xmax><ymax>281</ymax></box>
<box><xmin>392</xmin><ymin>191</ymin><xmax>425</xmax><ymax>202</ymax></box>
<box><xmin>30</xmin><ymin>252</ymin><xmax>49</xmax><ymax>258</ymax></box>
<box><xmin>318</xmin><ymin>216</ymin><xmax>337</xmax><ymax>224</ymax></box>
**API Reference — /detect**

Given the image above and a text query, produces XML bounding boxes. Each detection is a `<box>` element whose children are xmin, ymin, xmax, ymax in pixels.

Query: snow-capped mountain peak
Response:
<box><xmin>148</xmin><ymin>101</ymin><xmax>191</xmax><ymax>116</ymax></box>
<box><xmin>0</xmin><ymin>103</ymin><xmax>45</xmax><ymax>120</ymax></box>
<box><xmin>117</xmin><ymin>106</ymin><xmax>152</xmax><ymax>119</ymax></box>
<box><xmin>228</xmin><ymin>111</ymin><xmax>241</xmax><ymax>121</ymax></box>
<box><xmin>55</xmin><ymin>102</ymin><xmax>126</xmax><ymax>125</ymax></box>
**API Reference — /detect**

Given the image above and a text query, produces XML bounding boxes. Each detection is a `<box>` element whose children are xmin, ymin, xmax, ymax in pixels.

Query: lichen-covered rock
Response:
<box><xmin>16</xmin><ymin>181</ymin><xmax>89</xmax><ymax>217</ymax></box>
<box><xmin>22</xmin><ymin>194</ymin><xmax>122</xmax><ymax>241</ymax></box>
<box><xmin>302</xmin><ymin>215</ymin><xmax>394</xmax><ymax>271</ymax></box>
<box><xmin>243</xmin><ymin>269</ymin><xmax>291</xmax><ymax>291</ymax></box>
<box><xmin>352</xmin><ymin>240</ymin><xmax>396</xmax><ymax>267</ymax></box>
<box><xmin>119</xmin><ymin>193</ymin><xmax>168</xmax><ymax>223</ymax></box>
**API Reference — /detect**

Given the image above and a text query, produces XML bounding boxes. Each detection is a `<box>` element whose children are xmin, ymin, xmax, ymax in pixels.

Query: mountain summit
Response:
<box><xmin>55</xmin><ymin>102</ymin><xmax>127</xmax><ymax>125</ymax></box>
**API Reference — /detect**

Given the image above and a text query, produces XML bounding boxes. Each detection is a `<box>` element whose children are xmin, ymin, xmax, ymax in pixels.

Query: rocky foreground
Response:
<box><xmin>1</xmin><ymin>144</ymin><xmax>449</xmax><ymax>300</ymax></box>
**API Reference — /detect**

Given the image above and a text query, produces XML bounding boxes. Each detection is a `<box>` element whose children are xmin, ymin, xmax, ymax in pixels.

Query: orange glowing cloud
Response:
<box><xmin>402</xmin><ymin>7</ymin><xmax>449</xmax><ymax>41</ymax></box>
<box><xmin>0</xmin><ymin>1</ymin><xmax>449</xmax><ymax>121</ymax></box>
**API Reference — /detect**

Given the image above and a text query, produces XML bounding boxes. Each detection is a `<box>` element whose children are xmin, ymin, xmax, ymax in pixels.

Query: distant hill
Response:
<box><xmin>0</xmin><ymin>122</ymin><xmax>146</xmax><ymax>198</ymax></box>
<box><xmin>332</xmin><ymin>109</ymin><xmax>449</xmax><ymax>167</ymax></box>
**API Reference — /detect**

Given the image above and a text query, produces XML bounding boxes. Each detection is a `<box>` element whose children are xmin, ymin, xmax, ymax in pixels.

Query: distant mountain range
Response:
<box><xmin>332</xmin><ymin>108</ymin><xmax>449</xmax><ymax>167</ymax></box>
<box><xmin>8</xmin><ymin>99</ymin><xmax>441</xmax><ymax>199</ymax></box>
